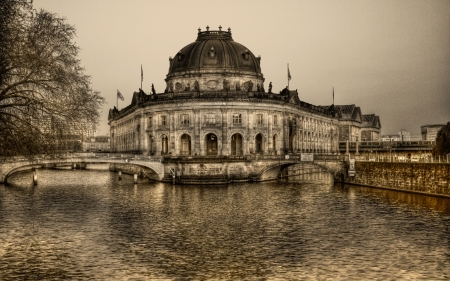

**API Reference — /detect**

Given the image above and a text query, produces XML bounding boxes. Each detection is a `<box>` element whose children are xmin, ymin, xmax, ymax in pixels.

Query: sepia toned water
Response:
<box><xmin>1</xmin><ymin>166</ymin><xmax>450</xmax><ymax>280</ymax></box>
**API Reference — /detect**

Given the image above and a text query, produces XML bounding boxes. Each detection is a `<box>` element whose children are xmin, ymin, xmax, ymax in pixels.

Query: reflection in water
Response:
<box><xmin>0</xmin><ymin>168</ymin><xmax>449</xmax><ymax>280</ymax></box>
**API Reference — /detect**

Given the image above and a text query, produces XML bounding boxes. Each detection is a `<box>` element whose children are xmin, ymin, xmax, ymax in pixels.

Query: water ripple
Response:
<box><xmin>0</xmin><ymin>169</ymin><xmax>449</xmax><ymax>280</ymax></box>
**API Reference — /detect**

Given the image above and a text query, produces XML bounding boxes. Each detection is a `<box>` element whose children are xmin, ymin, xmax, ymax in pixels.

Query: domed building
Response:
<box><xmin>165</xmin><ymin>26</ymin><xmax>264</xmax><ymax>95</ymax></box>
<box><xmin>108</xmin><ymin>27</ymin><xmax>355</xmax><ymax>182</ymax></box>
<box><xmin>109</xmin><ymin>26</ymin><xmax>340</xmax><ymax>156</ymax></box>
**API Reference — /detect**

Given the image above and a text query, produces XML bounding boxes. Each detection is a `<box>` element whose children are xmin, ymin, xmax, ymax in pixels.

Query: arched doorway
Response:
<box><xmin>231</xmin><ymin>133</ymin><xmax>243</xmax><ymax>156</ymax></box>
<box><xmin>180</xmin><ymin>134</ymin><xmax>191</xmax><ymax>156</ymax></box>
<box><xmin>273</xmin><ymin>134</ymin><xmax>277</xmax><ymax>155</ymax></box>
<box><xmin>255</xmin><ymin>133</ymin><xmax>263</xmax><ymax>154</ymax></box>
<box><xmin>161</xmin><ymin>134</ymin><xmax>168</xmax><ymax>155</ymax></box>
<box><xmin>206</xmin><ymin>133</ymin><xmax>218</xmax><ymax>155</ymax></box>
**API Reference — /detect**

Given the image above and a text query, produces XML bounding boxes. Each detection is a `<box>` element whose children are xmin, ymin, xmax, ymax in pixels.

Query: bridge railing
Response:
<box><xmin>67</xmin><ymin>153</ymin><xmax>163</xmax><ymax>162</ymax></box>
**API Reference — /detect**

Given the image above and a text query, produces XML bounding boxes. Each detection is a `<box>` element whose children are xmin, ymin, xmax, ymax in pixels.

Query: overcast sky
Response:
<box><xmin>34</xmin><ymin>0</ymin><xmax>450</xmax><ymax>138</ymax></box>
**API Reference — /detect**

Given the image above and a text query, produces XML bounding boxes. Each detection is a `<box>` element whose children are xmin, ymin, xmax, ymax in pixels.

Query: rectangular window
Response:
<box><xmin>257</xmin><ymin>114</ymin><xmax>263</xmax><ymax>125</ymax></box>
<box><xmin>233</xmin><ymin>113</ymin><xmax>242</xmax><ymax>124</ymax></box>
<box><xmin>148</xmin><ymin>116</ymin><xmax>153</xmax><ymax>128</ymax></box>
<box><xmin>274</xmin><ymin>115</ymin><xmax>277</xmax><ymax>125</ymax></box>
<box><xmin>181</xmin><ymin>114</ymin><xmax>189</xmax><ymax>125</ymax></box>
<box><xmin>161</xmin><ymin>115</ymin><xmax>166</xmax><ymax>126</ymax></box>
<box><xmin>206</xmin><ymin>113</ymin><xmax>215</xmax><ymax>124</ymax></box>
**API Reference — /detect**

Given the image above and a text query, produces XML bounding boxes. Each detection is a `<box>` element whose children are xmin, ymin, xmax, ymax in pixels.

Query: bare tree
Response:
<box><xmin>0</xmin><ymin>0</ymin><xmax>105</xmax><ymax>157</ymax></box>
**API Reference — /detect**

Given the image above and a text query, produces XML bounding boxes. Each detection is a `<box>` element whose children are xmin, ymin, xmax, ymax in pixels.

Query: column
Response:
<box><xmin>247</xmin><ymin>110</ymin><xmax>253</xmax><ymax>154</ymax></box>
<box><xmin>194</xmin><ymin>109</ymin><xmax>200</xmax><ymax>156</ymax></box>
<box><xmin>221</xmin><ymin>109</ymin><xmax>228</xmax><ymax>156</ymax></box>
<box><xmin>268</xmin><ymin>112</ymin><xmax>273</xmax><ymax>154</ymax></box>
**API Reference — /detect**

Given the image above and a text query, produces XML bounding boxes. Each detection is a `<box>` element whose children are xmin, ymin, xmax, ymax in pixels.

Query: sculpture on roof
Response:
<box><xmin>193</xmin><ymin>80</ymin><xmax>199</xmax><ymax>92</ymax></box>
<box><xmin>268</xmin><ymin>82</ymin><xmax>272</xmax><ymax>93</ymax></box>
<box><xmin>223</xmin><ymin>79</ymin><xmax>230</xmax><ymax>91</ymax></box>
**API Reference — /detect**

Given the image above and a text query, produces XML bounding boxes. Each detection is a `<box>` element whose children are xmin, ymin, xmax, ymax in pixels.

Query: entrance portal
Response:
<box><xmin>255</xmin><ymin>133</ymin><xmax>263</xmax><ymax>154</ymax></box>
<box><xmin>206</xmin><ymin>133</ymin><xmax>218</xmax><ymax>155</ymax></box>
<box><xmin>231</xmin><ymin>133</ymin><xmax>243</xmax><ymax>156</ymax></box>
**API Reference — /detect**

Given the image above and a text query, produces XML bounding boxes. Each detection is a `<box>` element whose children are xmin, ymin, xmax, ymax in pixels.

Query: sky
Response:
<box><xmin>34</xmin><ymin>0</ymin><xmax>450</xmax><ymax>138</ymax></box>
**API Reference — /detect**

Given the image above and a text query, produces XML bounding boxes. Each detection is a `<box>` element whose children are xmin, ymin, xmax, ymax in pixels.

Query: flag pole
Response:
<box><xmin>117</xmin><ymin>91</ymin><xmax>118</xmax><ymax>109</ymax></box>
<box><xmin>141</xmin><ymin>65</ymin><xmax>143</xmax><ymax>90</ymax></box>
<box><xmin>287</xmin><ymin>63</ymin><xmax>289</xmax><ymax>90</ymax></box>
<box><xmin>333</xmin><ymin>87</ymin><xmax>334</xmax><ymax>105</ymax></box>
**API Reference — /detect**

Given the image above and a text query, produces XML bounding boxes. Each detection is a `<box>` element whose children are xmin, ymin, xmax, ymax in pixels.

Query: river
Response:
<box><xmin>1</xmin><ymin>166</ymin><xmax>449</xmax><ymax>280</ymax></box>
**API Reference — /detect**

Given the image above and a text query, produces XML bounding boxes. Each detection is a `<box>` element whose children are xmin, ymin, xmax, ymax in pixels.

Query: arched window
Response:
<box><xmin>206</xmin><ymin>133</ymin><xmax>218</xmax><ymax>155</ymax></box>
<box><xmin>255</xmin><ymin>134</ymin><xmax>263</xmax><ymax>154</ymax></box>
<box><xmin>180</xmin><ymin>134</ymin><xmax>191</xmax><ymax>156</ymax></box>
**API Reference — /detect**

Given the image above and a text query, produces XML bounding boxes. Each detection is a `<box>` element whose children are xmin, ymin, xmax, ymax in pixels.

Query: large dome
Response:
<box><xmin>164</xmin><ymin>26</ymin><xmax>265</xmax><ymax>93</ymax></box>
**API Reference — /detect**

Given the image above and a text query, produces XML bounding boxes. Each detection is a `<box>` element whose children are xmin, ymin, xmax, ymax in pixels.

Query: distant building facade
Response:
<box><xmin>332</xmin><ymin>105</ymin><xmax>381</xmax><ymax>142</ymax></box>
<box><xmin>421</xmin><ymin>124</ymin><xmax>444</xmax><ymax>141</ymax></box>
<box><xmin>381</xmin><ymin>135</ymin><xmax>401</xmax><ymax>141</ymax></box>
<box><xmin>83</xmin><ymin>135</ymin><xmax>110</xmax><ymax>152</ymax></box>
<box><xmin>398</xmin><ymin>129</ymin><xmax>411</xmax><ymax>141</ymax></box>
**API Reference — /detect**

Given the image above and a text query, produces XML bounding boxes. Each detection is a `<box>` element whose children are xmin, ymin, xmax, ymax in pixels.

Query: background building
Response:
<box><xmin>332</xmin><ymin>105</ymin><xmax>381</xmax><ymax>142</ymax></box>
<box><xmin>82</xmin><ymin>135</ymin><xmax>110</xmax><ymax>152</ymax></box>
<box><xmin>421</xmin><ymin>124</ymin><xmax>444</xmax><ymax>141</ymax></box>
<box><xmin>381</xmin><ymin>135</ymin><xmax>401</xmax><ymax>141</ymax></box>
<box><xmin>398</xmin><ymin>129</ymin><xmax>411</xmax><ymax>141</ymax></box>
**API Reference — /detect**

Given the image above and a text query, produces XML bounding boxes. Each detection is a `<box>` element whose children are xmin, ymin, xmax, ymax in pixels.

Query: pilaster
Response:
<box><xmin>221</xmin><ymin>109</ymin><xmax>228</xmax><ymax>155</ymax></box>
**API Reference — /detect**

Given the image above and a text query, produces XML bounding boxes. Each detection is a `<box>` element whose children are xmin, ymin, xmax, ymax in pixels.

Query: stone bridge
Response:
<box><xmin>0</xmin><ymin>154</ymin><xmax>165</xmax><ymax>184</ymax></box>
<box><xmin>162</xmin><ymin>154</ymin><xmax>345</xmax><ymax>184</ymax></box>
<box><xmin>0</xmin><ymin>153</ymin><xmax>345</xmax><ymax>185</ymax></box>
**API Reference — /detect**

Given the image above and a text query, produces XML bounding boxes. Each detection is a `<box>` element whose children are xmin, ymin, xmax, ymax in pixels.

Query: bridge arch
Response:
<box><xmin>257</xmin><ymin>160</ymin><xmax>344</xmax><ymax>182</ymax></box>
<box><xmin>1</xmin><ymin>158</ymin><xmax>166</xmax><ymax>183</ymax></box>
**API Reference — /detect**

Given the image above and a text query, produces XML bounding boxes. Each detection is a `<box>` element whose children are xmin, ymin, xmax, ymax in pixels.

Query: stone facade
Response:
<box><xmin>345</xmin><ymin>162</ymin><xmax>450</xmax><ymax>196</ymax></box>
<box><xmin>110</xmin><ymin>99</ymin><xmax>339</xmax><ymax>157</ymax></box>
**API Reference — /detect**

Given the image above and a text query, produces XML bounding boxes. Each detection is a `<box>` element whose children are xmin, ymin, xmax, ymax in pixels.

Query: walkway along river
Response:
<box><xmin>0</xmin><ymin>166</ymin><xmax>450</xmax><ymax>280</ymax></box>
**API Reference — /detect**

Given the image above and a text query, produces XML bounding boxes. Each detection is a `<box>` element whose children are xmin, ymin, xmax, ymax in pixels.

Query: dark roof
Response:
<box><xmin>362</xmin><ymin>114</ymin><xmax>381</xmax><ymax>129</ymax></box>
<box><xmin>167</xmin><ymin>28</ymin><xmax>263</xmax><ymax>79</ymax></box>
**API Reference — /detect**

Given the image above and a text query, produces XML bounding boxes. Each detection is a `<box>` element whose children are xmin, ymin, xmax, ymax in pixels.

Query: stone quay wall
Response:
<box><xmin>109</xmin><ymin>163</ymin><xmax>160</xmax><ymax>181</ymax></box>
<box><xmin>345</xmin><ymin>162</ymin><xmax>450</xmax><ymax>197</ymax></box>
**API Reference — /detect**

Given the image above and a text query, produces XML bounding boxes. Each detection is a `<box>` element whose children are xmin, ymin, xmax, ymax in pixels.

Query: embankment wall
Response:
<box><xmin>345</xmin><ymin>162</ymin><xmax>450</xmax><ymax>197</ymax></box>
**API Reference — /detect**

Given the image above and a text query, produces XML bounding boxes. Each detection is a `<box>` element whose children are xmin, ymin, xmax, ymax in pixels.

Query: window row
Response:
<box><xmin>144</xmin><ymin>113</ymin><xmax>332</xmax><ymax>129</ymax></box>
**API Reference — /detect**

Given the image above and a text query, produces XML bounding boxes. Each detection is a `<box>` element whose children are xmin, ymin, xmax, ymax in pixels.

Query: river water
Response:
<box><xmin>1</xmin><ymin>166</ymin><xmax>450</xmax><ymax>280</ymax></box>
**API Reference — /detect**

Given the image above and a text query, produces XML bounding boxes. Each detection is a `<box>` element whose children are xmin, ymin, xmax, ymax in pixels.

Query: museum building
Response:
<box><xmin>108</xmin><ymin>27</ymin><xmax>369</xmax><ymax>157</ymax></box>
